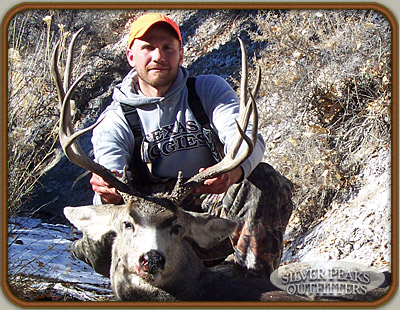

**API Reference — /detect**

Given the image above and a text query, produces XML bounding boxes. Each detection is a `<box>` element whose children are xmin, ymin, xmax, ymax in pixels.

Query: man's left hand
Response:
<box><xmin>194</xmin><ymin>166</ymin><xmax>243</xmax><ymax>194</ymax></box>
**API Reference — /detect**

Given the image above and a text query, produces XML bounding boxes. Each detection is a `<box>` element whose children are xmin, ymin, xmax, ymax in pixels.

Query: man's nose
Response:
<box><xmin>152</xmin><ymin>48</ymin><xmax>163</xmax><ymax>62</ymax></box>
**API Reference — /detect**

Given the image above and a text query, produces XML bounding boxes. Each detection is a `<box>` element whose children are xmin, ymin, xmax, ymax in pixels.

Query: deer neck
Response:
<box><xmin>161</xmin><ymin>241</ymin><xmax>212</xmax><ymax>300</ymax></box>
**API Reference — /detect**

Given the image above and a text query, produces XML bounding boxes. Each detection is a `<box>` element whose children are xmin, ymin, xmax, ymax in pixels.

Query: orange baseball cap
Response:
<box><xmin>128</xmin><ymin>13</ymin><xmax>182</xmax><ymax>49</ymax></box>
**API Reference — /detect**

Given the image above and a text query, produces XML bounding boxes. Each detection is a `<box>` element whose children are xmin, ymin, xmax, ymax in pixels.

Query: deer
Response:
<box><xmin>51</xmin><ymin>29</ymin><xmax>300</xmax><ymax>301</ymax></box>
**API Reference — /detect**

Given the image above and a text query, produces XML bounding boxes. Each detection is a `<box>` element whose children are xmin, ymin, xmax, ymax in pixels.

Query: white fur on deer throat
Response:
<box><xmin>245</xmin><ymin>249</ymin><xmax>258</xmax><ymax>271</ymax></box>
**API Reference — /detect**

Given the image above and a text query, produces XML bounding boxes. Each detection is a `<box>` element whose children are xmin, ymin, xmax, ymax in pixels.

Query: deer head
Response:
<box><xmin>53</xmin><ymin>29</ymin><xmax>261</xmax><ymax>300</ymax></box>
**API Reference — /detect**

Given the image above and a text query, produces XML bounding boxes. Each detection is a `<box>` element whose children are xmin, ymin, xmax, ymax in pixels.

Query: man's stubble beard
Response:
<box><xmin>136</xmin><ymin>66</ymin><xmax>179</xmax><ymax>91</ymax></box>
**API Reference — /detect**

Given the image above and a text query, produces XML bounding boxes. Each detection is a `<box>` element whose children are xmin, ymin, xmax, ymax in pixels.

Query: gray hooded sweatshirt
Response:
<box><xmin>92</xmin><ymin>67</ymin><xmax>265</xmax><ymax>204</ymax></box>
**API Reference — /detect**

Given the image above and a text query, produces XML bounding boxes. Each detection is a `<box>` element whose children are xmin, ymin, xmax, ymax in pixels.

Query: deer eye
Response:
<box><xmin>123</xmin><ymin>221</ymin><xmax>134</xmax><ymax>230</ymax></box>
<box><xmin>170</xmin><ymin>225</ymin><xmax>182</xmax><ymax>235</ymax></box>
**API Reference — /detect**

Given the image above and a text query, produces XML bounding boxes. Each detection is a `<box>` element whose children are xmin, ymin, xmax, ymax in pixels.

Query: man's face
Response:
<box><xmin>127</xmin><ymin>23</ymin><xmax>183</xmax><ymax>96</ymax></box>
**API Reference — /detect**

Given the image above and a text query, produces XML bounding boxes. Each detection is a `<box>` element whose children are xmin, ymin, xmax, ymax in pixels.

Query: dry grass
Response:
<box><xmin>7</xmin><ymin>12</ymin><xmax>85</xmax><ymax>217</ymax></box>
<box><xmin>6</xmin><ymin>8</ymin><xmax>392</xmax><ymax>301</ymax></box>
<box><xmin>8</xmin><ymin>11</ymin><xmax>60</xmax><ymax>217</ymax></box>
<box><xmin>249</xmin><ymin>10</ymin><xmax>391</xmax><ymax>235</ymax></box>
<box><xmin>8</xmin><ymin>8</ymin><xmax>391</xmax><ymax>233</ymax></box>
<box><xmin>7</xmin><ymin>10</ymin><xmax>131</xmax><ymax>217</ymax></box>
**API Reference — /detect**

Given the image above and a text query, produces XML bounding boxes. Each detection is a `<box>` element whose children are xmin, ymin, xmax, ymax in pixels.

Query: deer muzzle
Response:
<box><xmin>139</xmin><ymin>250</ymin><xmax>166</xmax><ymax>275</ymax></box>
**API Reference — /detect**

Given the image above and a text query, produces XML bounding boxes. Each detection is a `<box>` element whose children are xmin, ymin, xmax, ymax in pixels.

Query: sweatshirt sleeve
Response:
<box><xmin>195</xmin><ymin>75</ymin><xmax>266</xmax><ymax>179</ymax></box>
<box><xmin>91</xmin><ymin>103</ymin><xmax>135</xmax><ymax>204</ymax></box>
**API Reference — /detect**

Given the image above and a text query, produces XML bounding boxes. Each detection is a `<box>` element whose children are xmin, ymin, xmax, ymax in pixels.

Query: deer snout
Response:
<box><xmin>139</xmin><ymin>250</ymin><xmax>166</xmax><ymax>275</ymax></box>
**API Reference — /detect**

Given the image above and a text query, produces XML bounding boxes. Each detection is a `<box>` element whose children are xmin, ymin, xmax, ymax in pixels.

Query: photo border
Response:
<box><xmin>1</xmin><ymin>2</ymin><xmax>398</xmax><ymax>308</ymax></box>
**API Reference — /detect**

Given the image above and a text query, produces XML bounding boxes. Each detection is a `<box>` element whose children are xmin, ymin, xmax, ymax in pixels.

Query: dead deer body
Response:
<box><xmin>52</xmin><ymin>29</ymin><xmax>296</xmax><ymax>301</ymax></box>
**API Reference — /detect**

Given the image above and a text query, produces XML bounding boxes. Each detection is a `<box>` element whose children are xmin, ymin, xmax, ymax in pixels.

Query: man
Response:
<box><xmin>90</xmin><ymin>13</ymin><xmax>262</xmax><ymax>205</ymax></box>
<box><xmin>83</xmin><ymin>12</ymin><xmax>293</xmax><ymax>278</ymax></box>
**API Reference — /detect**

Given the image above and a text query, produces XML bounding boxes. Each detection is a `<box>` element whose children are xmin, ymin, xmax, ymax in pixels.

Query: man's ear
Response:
<box><xmin>64</xmin><ymin>204</ymin><xmax>126</xmax><ymax>241</ymax></box>
<box><xmin>178</xmin><ymin>47</ymin><xmax>184</xmax><ymax>66</ymax></box>
<box><xmin>178</xmin><ymin>209</ymin><xmax>238</xmax><ymax>249</ymax></box>
<box><xmin>126</xmin><ymin>48</ymin><xmax>135</xmax><ymax>67</ymax></box>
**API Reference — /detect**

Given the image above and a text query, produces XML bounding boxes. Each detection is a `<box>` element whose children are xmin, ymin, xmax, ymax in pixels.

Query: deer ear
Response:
<box><xmin>179</xmin><ymin>210</ymin><xmax>238</xmax><ymax>249</ymax></box>
<box><xmin>64</xmin><ymin>205</ymin><xmax>125</xmax><ymax>241</ymax></box>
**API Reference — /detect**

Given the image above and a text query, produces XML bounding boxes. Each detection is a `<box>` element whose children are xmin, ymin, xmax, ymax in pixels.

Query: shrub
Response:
<box><xmin>250</xmin><ymin>10</ymin><xmax>391</xmax><ymax>234</ymax></box>
<box><xmin>7</xmin><ymin>10</ymin><xmax>132</xmax><ymax>217</ymax></box>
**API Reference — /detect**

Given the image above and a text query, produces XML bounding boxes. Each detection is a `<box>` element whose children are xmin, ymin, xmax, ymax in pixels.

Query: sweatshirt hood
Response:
<box><xmin>112</xmin><ymin>67</ymin><xmax>189</xmax><ymax>107</ymax></box>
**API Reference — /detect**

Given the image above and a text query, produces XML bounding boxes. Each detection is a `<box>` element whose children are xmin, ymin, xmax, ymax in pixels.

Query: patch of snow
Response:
<box><xmin>281</xmin><ymin>148</ymin><xmax>391</xmax><ymax>272</ymax></box>
<box><xmin>53</xmin><ymin>282</ymin><xmax>113</xmax><ymax>301</ymax></box>
<box><xmin>8</xmin><ymin>217</ymin><xmax>111</xmax><ymax>297</ymax></box>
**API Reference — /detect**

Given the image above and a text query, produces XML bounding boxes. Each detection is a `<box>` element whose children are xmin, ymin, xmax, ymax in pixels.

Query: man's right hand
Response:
<box><xmin>90</xmin><ymin>172</ymin><xmax>122</xmax><ymax>204</ymax></box>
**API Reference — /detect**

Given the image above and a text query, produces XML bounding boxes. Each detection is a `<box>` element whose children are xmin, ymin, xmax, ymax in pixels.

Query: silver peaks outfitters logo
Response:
<box><xmin>270</xmin><ymin>261</ymin><xmax>386</xmax><ymax>297</ymax></box>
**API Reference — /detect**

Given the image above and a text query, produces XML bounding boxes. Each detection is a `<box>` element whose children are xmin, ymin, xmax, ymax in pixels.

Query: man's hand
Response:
<box><xmin>90</xmin><ymin>171</ymin><xmax>122</xmax><ymax>204</ymax></box>
<box><xmin>194</xmin><ymin>166</ymin><xmax>243</xmax><ymax>195</ymax></box>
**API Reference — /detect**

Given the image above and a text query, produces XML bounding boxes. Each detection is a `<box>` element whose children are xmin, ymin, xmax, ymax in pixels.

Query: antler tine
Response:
<box><xmin>54</xmin><ymin>28</ymin><xmax>91</xmax><ymax>161</ymax></box>
<box><xmin>51</xmin><ymin>40</ymin><xmax>65</xmax><ymax>108</ymax></box>
<box><xmin>58</xmin><ymin>71</ymin><xmax>90</xmax><ymax>157</ymax></box>
<box><xmin>238</xmin><ymin>38</ymin><xmax>261</xmax><ymax>125</ymax></box>
<box><xmin>64</xmin><ymin>28</ymin><xmax>84</xmax><ymax>94</ymax></box>
<box><xmin>187</xmin><ymin>98</ymin><xmax>257</xmax><ymax>182</ymax></box>
<box><xmin>51</xmin><ymin>28</ymin><xmax>85</xmax><ymax>156</ymax></box>
<box><xmin>252</xmin><ymin>66</ymin><xmax>262</xmax><ymax>106</ymax></box>
<box><xmin>239</xmin><ymin>37</ymin><xmax>248</xmax><ymax>119</ymax></box>
<box><xmin>52</xmin><ymin>29</ymin><xmax>133</xmax><ymax>195</ymax></box>
<box><xmin>169</xmin><ymin>38</ymin><xmax>260</xmax><ymax>206</ymax></box>
<box><xmin>51</xmin><ymin>28</ymin><xmax>84</xmax><ymax>108</ymax></box>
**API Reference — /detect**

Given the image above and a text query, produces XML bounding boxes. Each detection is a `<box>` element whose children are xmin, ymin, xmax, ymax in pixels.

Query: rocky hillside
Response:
<box><xmin>7</xmin><ymin>8</ymin><xmax>392</xmax><ymax>300</ymax></box>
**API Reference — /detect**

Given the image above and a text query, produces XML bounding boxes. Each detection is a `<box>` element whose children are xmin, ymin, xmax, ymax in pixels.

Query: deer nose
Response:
<box><xmin>139</xmin><ymin>250</ymin><xmax>166</xmax><ymax>274</ymax></box>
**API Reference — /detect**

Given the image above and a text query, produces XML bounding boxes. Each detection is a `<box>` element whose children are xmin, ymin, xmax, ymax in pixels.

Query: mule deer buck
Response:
<box><xmin>52</xmin><ymin>29</ymin><xmax>296</xmax><ymax>301</ymax></box>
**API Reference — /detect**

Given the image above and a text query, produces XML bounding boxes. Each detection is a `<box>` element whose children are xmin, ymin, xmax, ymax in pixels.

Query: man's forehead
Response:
<box><xmin>135</xmin><ymin>23</ymin><xmax>180</xmax><ymax>46</ymax></box>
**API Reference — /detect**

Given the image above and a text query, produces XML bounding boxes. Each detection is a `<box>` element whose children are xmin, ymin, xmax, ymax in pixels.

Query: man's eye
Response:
<box><xmin>123</xmin><ymin>221</ymin><xmax>134</xmax><ymax>230</ymax></box>
<box><xmin>142</xmin><ymin>45</ymin><xmax>155</xmax><ymax>51</ymax></box>
<box><xmin>170</xmin><ymin>225</ymin><xmax>182</xmax><ymax>235</ymax></box>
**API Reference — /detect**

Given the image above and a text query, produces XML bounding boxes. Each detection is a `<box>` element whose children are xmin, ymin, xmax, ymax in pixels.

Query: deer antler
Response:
<box><xmin>51</xmin><ymin>29</ymin><xmax>133</xmax><ymax>195</ymax></box>
<box><xmin>169</xmin><ymin>38</ymin><xmax>261</xmax><ymax>206</ymax></box>
<box><xmin>52</xmin><ymin>30</ymin><xmax>259</xmax><ymax>208</ymax></box>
